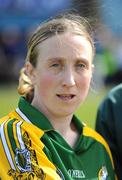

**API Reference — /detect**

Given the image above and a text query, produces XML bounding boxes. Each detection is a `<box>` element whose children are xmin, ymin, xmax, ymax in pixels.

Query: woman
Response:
<box><xmin>0</xmin><ymin>14</ymin><xmax>116</xmax><ymax>179</ymax></box>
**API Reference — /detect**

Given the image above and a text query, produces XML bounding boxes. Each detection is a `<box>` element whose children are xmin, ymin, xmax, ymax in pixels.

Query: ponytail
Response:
<box><xmin>17</xmin><ymin>67</ymin><xmax>34</xmax><ymax>102</ymax></box>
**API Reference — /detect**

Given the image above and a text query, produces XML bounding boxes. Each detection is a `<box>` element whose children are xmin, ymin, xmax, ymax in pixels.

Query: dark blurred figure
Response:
<box><xmin>73</xmin><ymin>0</ymin><xmax>100</xmax><ymax>27</ymax></box>
<box><xmin>94</xmin><ymin>24</ymin><xmax>122</xmax><ymax>87</ymax></box>
<box><xmin>0</xmin><ymin>25</ymin><xmax>25</xmax><ymax>83</ymax></box>
<box><xmin>95</xmin><ymin>84</ymin><xmax>122</xmax><ymax>179</ymax></box>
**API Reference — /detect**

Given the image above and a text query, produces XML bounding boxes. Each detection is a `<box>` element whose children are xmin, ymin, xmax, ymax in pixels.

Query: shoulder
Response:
<box><xmin>0</xmin><ymin>109</ymin><xmax>45</xmax><ymax>139</ymax></box>
<box><xmin>0</xmin><ymin>111</ymin><xmax>24</xmax><ymax>144</ymax></box>
<box><xmin>98</xmin><ymin>84</ymin><xmax>122</xmax><ymax>112</ymax></box>
<box><xmin>83</xmin><ymin>126</ymin><xmax>109</xmax><ymax>149</ymax></box>
<box><xmin>0</xmin><ymin>110</ymin><xmax>44</xmax><ymax>136</ymax></box>
<box><xmin>106</xmin><ymin>84</ymin><xmax>122</xmax><ymax>101</ymax></box>
<box><xmin>0</xmin><ymin>110</ymin><xmax>22</xmax><ymax>125</ymax></box>
<box><xmin>0</xmin><ymin>110</ymin><xmax>45</xmax><ymax>154</ymax></box>
<box><xmin>83</xmin><ymin>125</ymin><xmax>113</xmax><ymax>164</ymax></box>
<box><xmin>110</xmin><ymin>83</ymin><xmax>122</xmax><ymax>94</ymax></box>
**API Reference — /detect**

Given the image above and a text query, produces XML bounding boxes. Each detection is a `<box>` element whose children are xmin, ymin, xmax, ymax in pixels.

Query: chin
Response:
<box><xmin>57</xmin><ymin>108</ymin><xmax>77</xmax><ymax>117</ymax></box>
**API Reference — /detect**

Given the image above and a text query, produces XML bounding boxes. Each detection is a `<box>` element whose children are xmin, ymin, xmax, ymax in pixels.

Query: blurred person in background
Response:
<box><xmin>96</xmin><ymin>83</ymin><xmax>122</xmax><ymax>179</ymax></box>
<box><xmin>96</xmin><ymin>0</ymin><xmax>122</xmax><ymax>86</ymax></box>
<box><xmin>0</xmin><ymin>13</ymin><xmax>116</xmax><ymax>179</ymax></box>
<box><xmin>0</xmin><ymin>25</ymin><xmax>25</xmax><ymax>83</ymax></box>
<box><xmin>93</xmin><ymin>23</ymin><xmax>122</xmax><ymax>87</ymax></box>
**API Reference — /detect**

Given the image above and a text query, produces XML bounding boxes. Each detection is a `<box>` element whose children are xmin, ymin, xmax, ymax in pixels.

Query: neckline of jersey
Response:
<box><xmin>18</xmin><ymin>97</ymin><xmax>83</xmax><ymax>134</ymax></box>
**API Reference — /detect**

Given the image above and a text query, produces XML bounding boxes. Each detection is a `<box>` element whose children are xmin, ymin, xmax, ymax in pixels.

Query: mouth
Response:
<box><xmin>56</xmin><ymin>94</ymin><xmax>76</xmax><ymax>101</ymax></box>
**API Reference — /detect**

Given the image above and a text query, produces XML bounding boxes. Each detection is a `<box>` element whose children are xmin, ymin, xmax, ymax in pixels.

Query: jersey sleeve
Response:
<box><xmin>0</xmin><ymin>113</ymin><xmax>61</xmax><ymax>180</ymax></box>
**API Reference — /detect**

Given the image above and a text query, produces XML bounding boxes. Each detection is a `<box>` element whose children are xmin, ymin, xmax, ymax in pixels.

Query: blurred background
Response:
<box><xmin>0</xmin><ymin>0</ymin><xmax>122</xmax><ymax>128</ymax></box>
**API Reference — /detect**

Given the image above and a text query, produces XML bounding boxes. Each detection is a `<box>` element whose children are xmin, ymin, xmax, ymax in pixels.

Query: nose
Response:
<box><xmin>62</xmin><ymin>68</ymin><xmax>76</xmax><ymax>87</ymax></box>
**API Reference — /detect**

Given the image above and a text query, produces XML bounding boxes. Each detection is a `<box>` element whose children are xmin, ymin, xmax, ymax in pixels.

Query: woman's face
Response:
<box><xmin>27</xmin><ymin>33</ymin><xmax>94</xmax><ymax>118</ymax></box>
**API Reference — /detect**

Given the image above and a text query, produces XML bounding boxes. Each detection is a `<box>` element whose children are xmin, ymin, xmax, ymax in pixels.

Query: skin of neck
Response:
<box><xmin>49</xmin><ymin>114</ymin><xmax>79</xmax><ymax>148</ymax></box>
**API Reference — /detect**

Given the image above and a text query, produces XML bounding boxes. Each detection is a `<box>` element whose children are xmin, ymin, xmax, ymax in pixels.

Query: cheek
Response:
<box><xmin>79</xmin><ymin>74</ymin><xmax>91</xmax><ymax>91</ymax></box>
<box><xmin>37</xmin><ymin>75</ymin><xmax>55</xmax><ymax>97</ymax></box>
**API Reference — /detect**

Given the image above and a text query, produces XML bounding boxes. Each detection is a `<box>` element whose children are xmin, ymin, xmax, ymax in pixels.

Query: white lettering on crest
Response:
<box><xmin>68</xmin><ymin>169</ymin><xmax>85</xmax><ymax>178</ymax></box>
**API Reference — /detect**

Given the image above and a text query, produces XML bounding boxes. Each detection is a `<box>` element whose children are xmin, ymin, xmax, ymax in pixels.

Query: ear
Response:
<box><xmin>90</xmin><ymin>64</ymin><xmax>94</xmax><ymax>79</ymax></box>
<box><xmin>91</xmin><ymin>64</ymin><xmax>94</xmax><ymax>74</ymax></box>
<box><xmin>25</xmin><ymin>62</ymin><xmax>36</xmax><ymax>85</ymax></box>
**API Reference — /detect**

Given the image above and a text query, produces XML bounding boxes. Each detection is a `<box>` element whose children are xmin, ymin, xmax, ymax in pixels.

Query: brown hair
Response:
<box><xmin>18</xmin><ymin>13</ymin><xmax>95</xmax><ymax>102</ymax></box>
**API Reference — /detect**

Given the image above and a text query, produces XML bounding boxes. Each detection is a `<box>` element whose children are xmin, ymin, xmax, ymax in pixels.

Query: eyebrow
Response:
<box><xmin>47</xmin><ymin>58</ymin><xmax>66</xmax><ymax>65</ymax></box>
<box><xmin>47</xmin><ymin>57</ymin><xmax>65</xmax><ymax>62</ymax></box>
<box><xmin>75</xmin><ymin>58</ymin><xmax>89</xmax><ymax>64</ymax></box>
<box><xmin>47</xmin><ymin>57</ymin><xmax>90</xmax><ymax>66</ymax></box>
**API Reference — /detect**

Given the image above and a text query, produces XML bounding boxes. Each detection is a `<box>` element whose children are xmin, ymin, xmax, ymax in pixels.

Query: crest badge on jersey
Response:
<box><xmin>98</xmin><ymin>166</ymin><xmax>108</xmax><ymax>180</ymax></box>
<box><xmin>15</xmin><ymin>148</ymin><xmax>31</xmax><ymax>172</ymax></box>
<box><xmin>8</xmin><ymin>132</ymin><xmax>46</xmax><ymax>180</ymax></box>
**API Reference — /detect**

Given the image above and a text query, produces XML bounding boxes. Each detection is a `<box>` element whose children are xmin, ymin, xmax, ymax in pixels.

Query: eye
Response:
<box><xmin>51</xmin><ymin>63</ymin><xmax>60</xmax><ymax>67</ymax></box>
<box><xmin>49</xmin><ymin>61</ymin><xmax>63</xmax><ymax>73</ymax></box>
<box><xmin>76</xmin><ymin>63</ymin><xmax>86</xmax><ymax>69</ymax></box>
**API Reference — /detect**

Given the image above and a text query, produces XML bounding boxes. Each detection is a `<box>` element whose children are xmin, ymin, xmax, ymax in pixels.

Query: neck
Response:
<box><xmin>49</xmin><ymin>114</ymin><xmax>73</xmax><ymax>134</ymax></box>
<box><xmin>49</xmin><ymin>114</ymin><xmax>79</xmax><ymax>148</ymax></box>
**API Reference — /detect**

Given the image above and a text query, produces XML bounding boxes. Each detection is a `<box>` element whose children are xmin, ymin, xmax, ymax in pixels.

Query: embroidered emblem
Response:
<box><xmin>8</xmin><ymin>132</ymin><xmax>46</xmax><ymax>180</ymax></box>
<box><xmin>98</xmin><ymin>166</ymin><xmax>108</xmax><ymax>180</ymax></box>
<box><xmin>8</xmin><ymin>169</ymin><xmax>34</xmax><ymax>179</ymax></box>
<box><xmin>15</xmin><ymin>148</ymin><xmax>31</xmax><ymax>173</ymax></box>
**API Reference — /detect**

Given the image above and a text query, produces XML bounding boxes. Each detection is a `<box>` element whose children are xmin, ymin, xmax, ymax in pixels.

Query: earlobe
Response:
<box><xmin>25</xmin><ymin>62</ymin><xmax>36</xmax><ymax>84</ymax></box>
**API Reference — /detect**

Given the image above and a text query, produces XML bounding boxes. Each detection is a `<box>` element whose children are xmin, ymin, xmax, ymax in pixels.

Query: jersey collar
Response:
<box><xmin>17</xmin><ymin>97</ymin><xmax>83</xmax><ymax>133</ymax></box>
<box><xmin>18</xmin><ymin>97</ymin><xmax>53</xmax><ymax>131</ymax></box>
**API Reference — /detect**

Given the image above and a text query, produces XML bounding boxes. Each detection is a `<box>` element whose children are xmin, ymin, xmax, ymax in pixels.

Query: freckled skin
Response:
<box><xmin>26</xmin><ymin>33</ymin><xmax>94</xmax><ymax>120</ymax></box>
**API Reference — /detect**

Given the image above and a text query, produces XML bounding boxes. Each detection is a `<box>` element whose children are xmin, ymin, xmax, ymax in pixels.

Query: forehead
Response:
<box><xmin>37</xmin><ymin>33</ymin><xmax>93</xmax><ymax>60</ymax></box>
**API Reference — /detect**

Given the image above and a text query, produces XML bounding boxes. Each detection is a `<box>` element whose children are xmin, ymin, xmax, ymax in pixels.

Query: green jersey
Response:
<box><xmin>0</xmin><ymin>97</ymin><xmax>116</xmax><ymax>179</ymax></box>
<box><xmin>96</xmin><ymin>84</ymin><xmax>122</xmax><ymax>179</ymax></box>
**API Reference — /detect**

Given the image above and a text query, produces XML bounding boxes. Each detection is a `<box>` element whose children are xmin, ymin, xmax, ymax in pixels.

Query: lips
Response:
<box><xmin>57</xmin><ymin>94</ymin><xmax>76</xmax><ymax>101</ymax></box>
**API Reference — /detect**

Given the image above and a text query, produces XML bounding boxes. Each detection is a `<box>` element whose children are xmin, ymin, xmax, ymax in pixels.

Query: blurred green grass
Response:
<box><xmin>0</xmin><ymin>84</ymin><xmax>110</xmax><ymax>129</ymax></box>
<box><xmin>75</xmin><ymin>89</ymin><xmax>108</xmax><ymax>128</ymax></box>
<box><xmin>0</xmin><ymin>84</ymin><xmax>19</xmax><ymax>118</ymax></box>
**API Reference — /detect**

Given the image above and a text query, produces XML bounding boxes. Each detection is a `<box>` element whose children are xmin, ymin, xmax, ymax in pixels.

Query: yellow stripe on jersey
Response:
<box><xmin>83</xmin><ymin>126</ymin><xmax>114</xmax><ymax>167</ymax></box>
<box><xmin>0</xmin><ymin>139</ymin><xmax>13</xmax><ymax>175</ymax></box>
